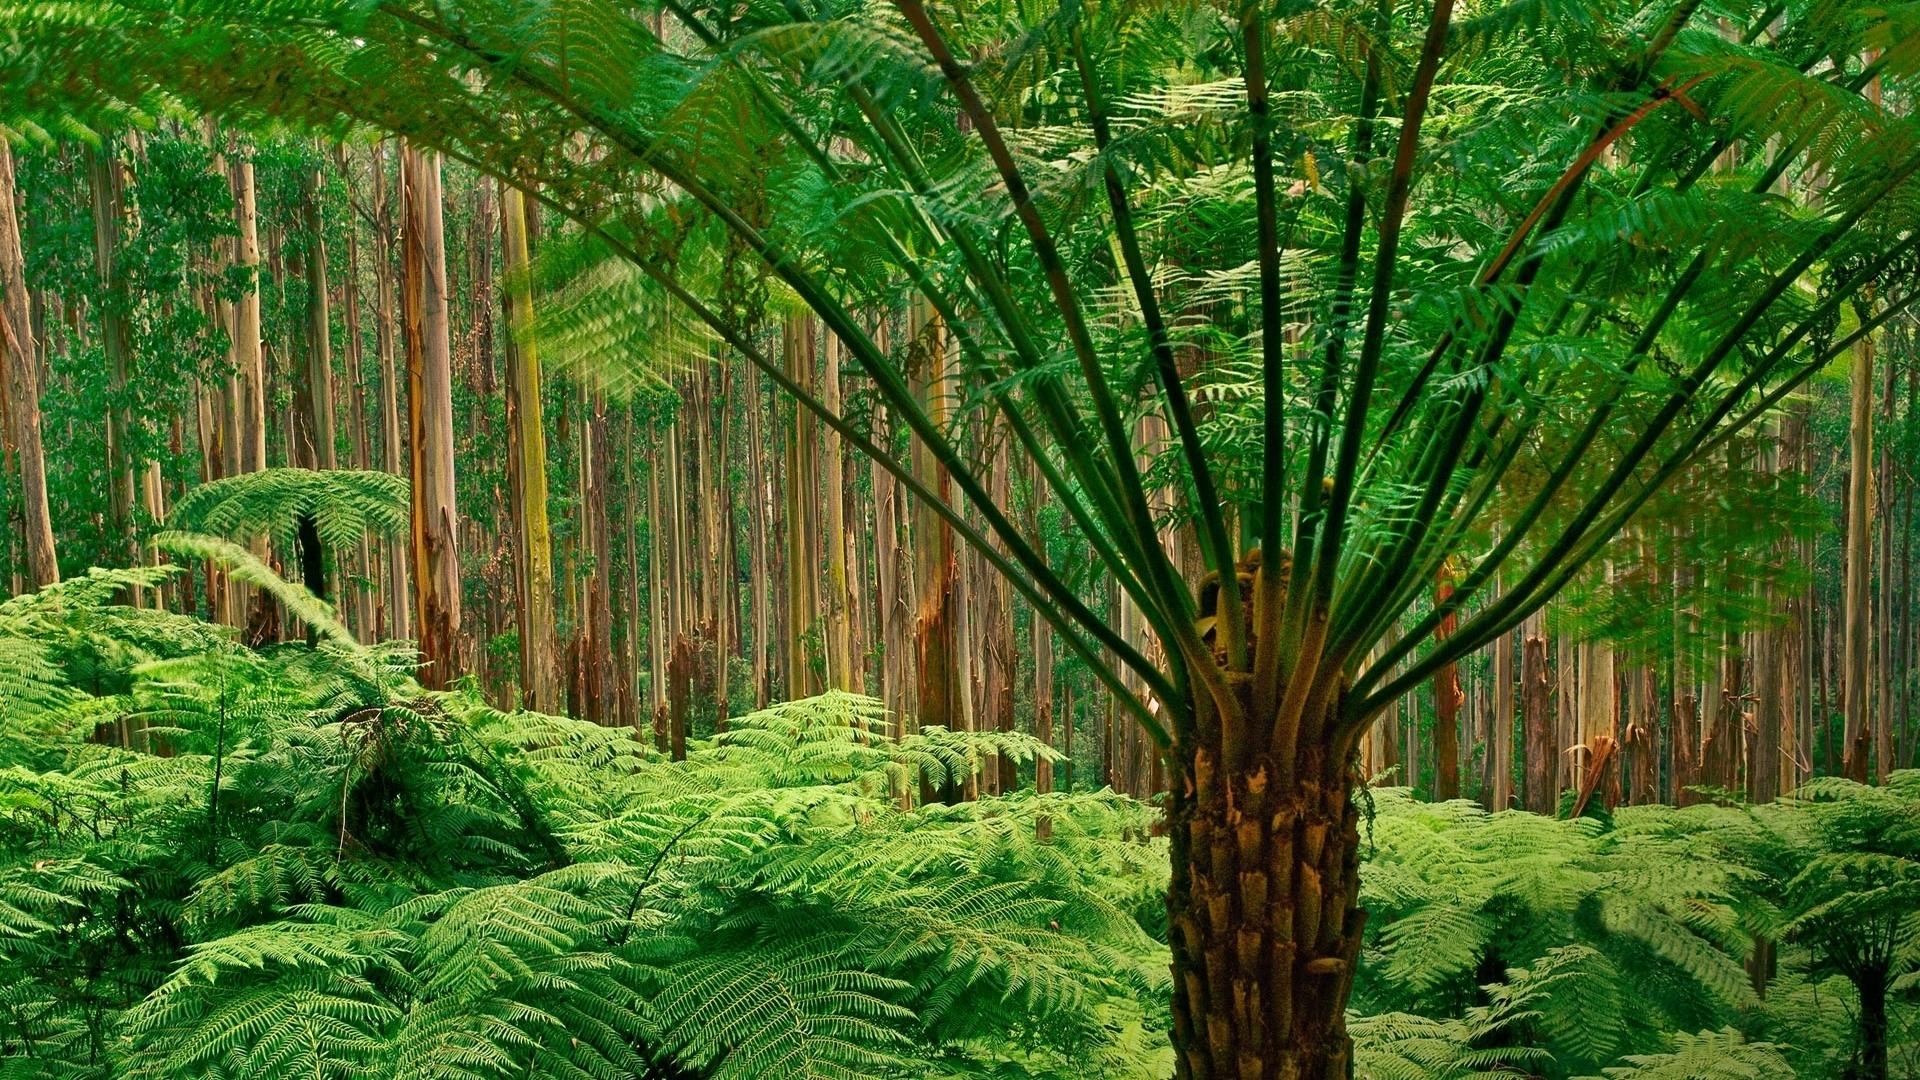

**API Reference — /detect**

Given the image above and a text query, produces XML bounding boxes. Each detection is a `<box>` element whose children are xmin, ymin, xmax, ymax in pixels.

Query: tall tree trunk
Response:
<box><xmin>300</xmin><ymin>158</ymin><xmax>337</xmax><ymax>472</ymax></box>
<box><xmin>821</xmin><ymin>332</ymin><xmax>853</xmax><ymax>691</ymax></box>
<box><xmin>1674</xmin><ymin>691</ymin><xmax>1702</xmax><ymax>807</ymax></box>
<box><xmin>88</xmin><ymin>140</ymin><xmax>140</xmax><ymax>582</ymax></box>
<box><xmin>1432</xmin><ymin>564</ymin><xmax>1464</xmax><ymax>800</ymax></box>
<box><xmin>0</xmin><ymin>140</ymin><xmax>56</xmax><ymax>587</ymax></box>
<box><xmin>1844</xmin><ymin>333</ymin><xmax>1875</xmax><ymax>782</ymax></box>
<box><xmin>500</xmin><ymin>183</ymin><xmax>557</xmax><ymax>712</ymax></box>
<box><xmin>372</xmin><ymin>142</ymin><xmax>410</xmax><ymax>641</ymax></box>
<box><xmin>747</xmin><ymin>372</ymin><xmax>771</xmax><ymax>707</ymax></box>
<box><xmin>1877</xmin><ymin>348</ymin><xmax>1897</xmax><ymax>783</ymax></box>
<box><xmin>1490</xmin><ymin>625</ymin><xmax>1512</xmax><ymax>810</ymax></box>
<box><xmin>1521</xmin><ymin>632</ymin><xmax>1552</xmax><ymax>815</ymax></box>
<box><xmin>401</xmin><ymin>144</ymin><xmax>460</xmax><ymax>688</ymax></box>
<box><xmin>783</xmin><ymin>313</ymin><xmax>822</xmax><ymax>699</ymax></box>
<box><xmin>909</xmin><ymin>300</ymin><xmax>956</xmax><ymax>798</ymax></box>
<box><xmin>337</xmin><ymin>147</ymin><xmax>375</xmax><ymax>640</ymax></box>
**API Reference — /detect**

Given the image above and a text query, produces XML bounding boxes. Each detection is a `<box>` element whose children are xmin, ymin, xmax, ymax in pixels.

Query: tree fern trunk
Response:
<box><xmin>1167</xmin><ymin>674</ymin><xmax>1366</xmax><ymax>1080</ymax></box>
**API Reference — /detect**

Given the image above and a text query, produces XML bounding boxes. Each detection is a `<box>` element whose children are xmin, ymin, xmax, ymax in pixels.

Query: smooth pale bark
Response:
<box><xmin>300</xmin><ymin>160</ymin><xmax>337</xmax><ymax>471</ymax></box>
<box><xmin>1844</xmin><ymin>334</ymin><xmax>1875</xmax><ymax>782</ymax></box>
<box><xmin>400</xmin><ymin>144</ymin><xmax>460</xmax><ymax>688</ymax></box>
<box><xmin>747</xmin><ymin>372</ymin><xmax>771</xmax><ymax>707</ymax></box>
<box><xmin>231</xmin><ymin>157</ymin><xmax>266</xmax><ymax>478</ymax></box>
<box><xmin>583</xmin><ymin>393</ymin><xmax>614</xmax><ymax>722</ymax></box>
<box><xmin>0</xmin><ymin>140</ymin><xmax>56</xmax><ymax>587</ymax></box>
<box><xmin>647</xmin><ymin>451</ymin><xmax>666</xmax><ymax>730</ymax></box>
<box><xmin>874</xmin><ymin>425</ymin><xmax>907</xmax><ymax>735</ymax></box>
<box><xmin>500</xmin><ymin>183</ymin><xmax>557</xmax><ymax>713</ymax></box>
<box><xmin>337</xmin><ymin>148</ymin><xmax>375</xmax><ymax>640</ymax></box>
<box><xmin>821</xmin><ymin>332</ymin><xmax>854</xmax><ymax>691</ymax></box>
<box><xmin>371</xmin><ymin>142</ymin><xmax>410</xmax><ymax>642</ymax></box>
<box><xmin>88</xmin><ymin>142</ymin><xmax>140</xmax><ymax>579</ymax></box>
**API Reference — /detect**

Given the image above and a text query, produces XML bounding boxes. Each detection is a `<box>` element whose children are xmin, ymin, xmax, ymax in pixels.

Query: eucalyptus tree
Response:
<box><xmin>8</xmin><ymin>0</ymin><xmax>1920</xmax><ymax>1076</ymax></box>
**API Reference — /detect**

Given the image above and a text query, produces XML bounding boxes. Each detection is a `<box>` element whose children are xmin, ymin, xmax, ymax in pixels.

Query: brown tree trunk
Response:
<box><xmin>667</xmin><ymin>635</ymin><xmax>691</xmax><ymax>762</ymax></box>
<box><xmin>908</xmin><ymin>300</ymin><xmax>956</xmax><ymax>800</ymax></box>
<box><xmin>1843</xmin><ymin>333</ymin><xmax>1875</xmax><ymax>782</ymax></box>
<box><xmin>783</xmin><ymin>313</ymin><xmax>822</xmax><ymax>698</ymax></box>
<box><xmin>88</xmin><ymin>140</ymin><xmax>141</xmax><ymax>585</ymax></box>
<box><xmin>1431</xmin><ymin>565</ymin><xmax>1464</xmax><ymax>800</ymax></box>
<box><xmin>1166</xmin><ymin>679</ymin><xmax>1366</xmax><ymax>1080</ymax></box>
<box><xmin>1521</xmin><ymin>634</ymin><xmax>1553</xmax><ymax>815</ymax></box>
<box><xmin>0</xmin><ymin>140</ymin><xmax>56</xmax><ymax>587</ymax></box>
<box><xmin>400</xmin><ymin>144</ymin><xmax>460</xmax><ymax>687</ymax></box>
<box><xmin>1674</xmin><ymin>692</ymin><xmax>1702</xmax><ymax>807</ymax></box>
<box><xmin>1489</xmin><ymin>625</ymin><xmax>1512</xmax><ymax>810</ymax></box>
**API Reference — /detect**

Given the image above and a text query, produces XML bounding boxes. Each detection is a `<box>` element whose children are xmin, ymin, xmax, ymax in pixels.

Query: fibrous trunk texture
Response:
<box><xmin>1167</xmin><ymin>676</ymin><xmax>1366</xmax><ymax>1080</ymax></box>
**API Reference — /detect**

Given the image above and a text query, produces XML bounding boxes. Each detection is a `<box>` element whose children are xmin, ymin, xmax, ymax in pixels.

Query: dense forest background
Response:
<box><xmin>3</xmin><ymin>127</ymin><xmax>1916</xmax><ymax>807</ymax></box>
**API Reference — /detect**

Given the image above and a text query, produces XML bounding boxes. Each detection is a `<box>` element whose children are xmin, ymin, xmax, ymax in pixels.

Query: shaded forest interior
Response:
<box><xmin>3</xmin><ymin>129</ymin><xmax>1915</xmax><ymax>806</ymax></box>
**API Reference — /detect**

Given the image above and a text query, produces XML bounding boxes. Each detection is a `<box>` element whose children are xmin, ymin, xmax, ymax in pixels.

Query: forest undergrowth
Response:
<box><xmin>0</xmin><ymin>559</ymin><xmax>1913</xmax><ymax>1080</ymax></box>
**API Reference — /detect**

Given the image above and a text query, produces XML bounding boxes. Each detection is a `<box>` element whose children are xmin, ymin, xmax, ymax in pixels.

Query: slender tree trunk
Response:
<box><xmin>747</xmin><ymin>372</ymin><xmax>771</xmax><ymax>707</ymax></box>
<box><xmin>300</xmin><ymin>159</ymin><xmax>337</xmax><ymax>472</ymax></box>
<box><xmin>88</xmin><ymin>140</ymin><xmax>141</xmax><ymax>585</ymax></box>
<box><xmin>1490</xmin><ymin>625</ymin><xmax>1512</xmax><ymax>810</ymax></box>
<box><xmin>1674</xmin><ymin>691</ymin><xmax>1702</xmax><ymax>807</ymax></box>
<box><xmin>1522</xmin><ymin>633</ymin><xmax>1552</xmax><ymax>815</ymax></box>
<box><xmin>1844</xmin><ymin>333</ymin><xmax>1875</xmax><ymax>782</ymax></box>
<box><xmin>821</xmin><ymin>332</ymin><xmax>853</xmax><ymax>691</ymax></box>
<box><xmin>364</xmin><ymin>144</ymin><xmax>407</xmax><ymax>640</ymax></box>
<box><xmin>783</xmin><ymin>313</ymin><xmax>822</xmax><ymax>698</ymax></box>
<box><xmin>1877</xmin><ymin>350</ymin><xmax>1896</xmax><ymax>783</ymax></box>
<box><xmin>337</xmin><ymin>148</ymin><xmax>377</xmax><ymax>639</ymax></box>
<box><xmin>0</xmin><ymin>140</ymin><xmax>56</xmax><ymax>587</ymax></box>
<box><xmin>500</xmin><ymin>183</ymin><xmax>557</xmax><ymax>712</ymax></box>
<box><xmin>1432</xmin><ymin>565</ymin><xmax>1464</xmax><ymax>800</ymax></box>
<box><xmin>909</xmin><ymin>300</ymin><xmax>956</xmax><ymax>798</ymax></box>
<box><xmin>400</xmin><ymin>144</ymin><xmax>460</xmax><ymax>688</ymax></box>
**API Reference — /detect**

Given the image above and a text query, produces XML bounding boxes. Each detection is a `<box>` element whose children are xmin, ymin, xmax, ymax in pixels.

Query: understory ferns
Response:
<box><xmin>0</xmin><ymin>566</ymin><xmax>1176</xmax><ymax>1079</ymax></box>
<box><xmin>1673</xmin><ymin>774</ymin><xmax>1920</xmax><ymax>1080</ymax></box>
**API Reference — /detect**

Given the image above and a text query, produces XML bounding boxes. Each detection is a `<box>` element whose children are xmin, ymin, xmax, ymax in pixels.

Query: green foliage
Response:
<box><xmin>1</xmin><ymin>566</ymin><xmax>1914</xmax><ymax>1078</ymax></box>
<box><xmin>166</xmin><ymin>468</ymin><xmax>410</xmax><ymax>553</ymax></box>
